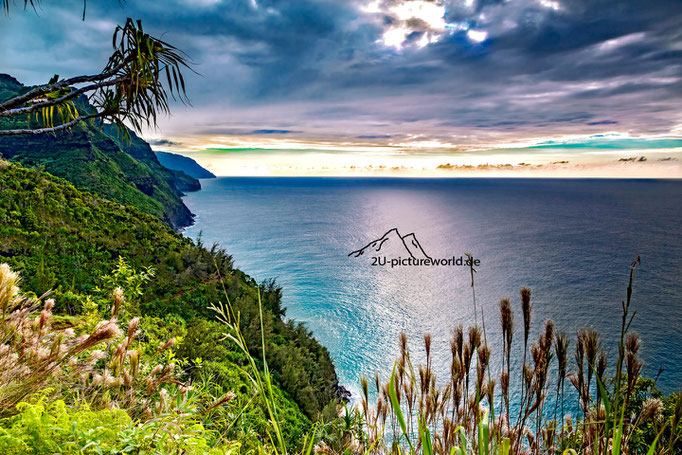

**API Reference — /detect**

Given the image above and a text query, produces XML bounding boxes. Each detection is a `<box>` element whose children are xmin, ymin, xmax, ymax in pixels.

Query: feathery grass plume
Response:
<box><xmin>553</xmin><ymin>331</ymin><xmax>569</xmax><ymax>425</ymax></box>
<box><xmin>419</xmin><ymin>364</ymin><xmax>428</xmax><ymax>397</ymax></box>
<box><xmin>582</xmin><ymin>328</ymin><xmax>601</xmax><ymax>397</ymax></box>
<box><xmin>424</xmin><ymin>333</ymin><xmax>432</xmax><ymax>361</ymax></box>
<box><xmin>0</xmin><ymin>263</ymin><xmax>188</xmax><ymax>419</ymax></box>
<box><xmin>462</xmin><ymin>340</ymin><xmax>473</xmax><ymax>414</ymax></box>
<box><xmin>360</xmin><ymin>376</ymin><xmax>369</xmax><ymax>413</ymax></box>
<box><xmin>477</xmin><ymin>344</ymin><xmax>490</xmax><ymax>394</ymax></box>
<box><xmin>486</xmin><ymin>378</ymin><xmax>496</xmax><ymax>409</ymax></box>
<box><xmin>0</xmin><ymin>263</ymin><xmax>20</xmax><ymax>317</ymax></box>
<box><xmin>523</xmin><ymin>364</ymin><xmax>533</xmax><ymax>400</ymax></box>
<box><xmin>640</xmin><ymin>397</ymin><xmax>664</xmax><ymax>423</ymax></box>
<box><xmin>498</xmin><ymin>298</ymin><xmax>514</xmax><ymax>424</ymax></box>
<box><xmin>468</xmin><ymin>326</ymin><xmax>481</xmax><ymax>351</ymax></box>
<box><xmin>499</xmin><ymin>298</ymin><xmax>514</xmax><ymax>369</ymax></box>
<box><xmin>518</xmin><ymin>286</ymin><xmax>532</xmax><ymax>433</ymax></box>
<box><xmin>625</xmin><ymin>332</ymin><xmax>643</xmax><ymax>400</ymax></box>
<box><xmin>500</xmin><ymin>371</ymin><xmax>510</xmax><ymax>420</ymax></box>
<box><xmin>72</xmin><ymin>319</ymin><xmax>122</xmax><ymax>357</ymax></box>
<box><xmin>356</xmin><ymin>261</ymin><xmax>679</xmax><ymax>455</ymax></box>
<box><xmin>543</xmin><ymin>319</ymin><xmax>555</xmax><ymax>349</ymax></box>
<box><xmin>452</xmin><ymin>325</ymin><xmax>464</xmax><ymax>361</ymax></box>
<box><xmin>400</xmin><ymin>331</ymin><xmax>409</xmax><ymax>359</ymax></box>
<box><xmin>531</xmin><ymin>320</ymin><xmax>555</xmax><ymax>440</ymax></box>
<box><xmin>112</xmin><ymin>286</ymin><xmax>124</xmax><ymax>317</ymax></box>
<box><xmin>572</xmin><ymin>328</ymin><xmax>589</xmax><ymax>415</ymax></box>
<box><xmin>520</xmin><ymin>287</ymin><xmax>532</xmax><ymax>348</ymax></box>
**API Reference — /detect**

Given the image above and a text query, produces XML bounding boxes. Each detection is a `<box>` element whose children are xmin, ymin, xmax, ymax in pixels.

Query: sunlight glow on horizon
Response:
<box><xmin>146</xmin><ymin>131</ymin><xmax>682</xmax><ymax>178</ymax></box>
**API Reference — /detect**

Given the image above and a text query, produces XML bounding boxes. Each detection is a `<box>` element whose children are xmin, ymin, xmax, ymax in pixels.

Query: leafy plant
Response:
<box><xmin>0</xmin><ymin>17</ymin><xmax>192</xmax><ymax>138</ymax></box>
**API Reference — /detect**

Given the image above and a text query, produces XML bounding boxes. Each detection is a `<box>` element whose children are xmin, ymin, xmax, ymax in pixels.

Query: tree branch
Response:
<box><xmin>0</xmin><ymin>77</ymin><xmax>127</xmax><ymax>118</ymax></box>
<box><xmin>0</xmin><ymin>59</ymin><xmax>130</xmax><ymax>112</ymax></box>
<box><xmin>0</xmin><ymin>113</ymin><xmax>101</xmax><ymax>136</ymax></box>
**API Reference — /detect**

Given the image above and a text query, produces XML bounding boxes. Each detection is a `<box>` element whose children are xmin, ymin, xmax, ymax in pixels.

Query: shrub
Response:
<box><xmin>0</xmin><ymin>398</ymin><xmax>239</xmax><ymax>454</ymax></box>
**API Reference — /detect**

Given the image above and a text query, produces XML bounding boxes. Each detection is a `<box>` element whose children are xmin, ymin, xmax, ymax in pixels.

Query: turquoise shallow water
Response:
<box><xmin>183</xmin><ymin>178</ymin><xmax>682</xmax><ymax>397</ymax></box>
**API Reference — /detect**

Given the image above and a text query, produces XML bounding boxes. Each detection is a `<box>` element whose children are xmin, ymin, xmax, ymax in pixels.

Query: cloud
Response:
<box><xmin>1</xmin><ymin>0</ymin><xmax>681</xmax><ymax>152</ymax></box>
<box><xmin>149</xmin><ymin>139</ymin><xmax>183</xmax><ymax>146</ymax></box>
<box><xmin>191</xmin><ymin>126</ymin><xmax>303</xmax><ymax>135</ymax></box>
<box><xmin>249</xmin><ymin>129</ymin><xmax>301</xmax><ymax>135</ymax></box>
<box><xmin>586</xmin><ymin>120</ymin><xmax>619</xmax><ymax>126</ymax></box>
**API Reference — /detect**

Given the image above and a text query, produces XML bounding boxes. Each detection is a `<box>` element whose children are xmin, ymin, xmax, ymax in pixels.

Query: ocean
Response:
<box><xmin>183</xmin><ymin>178</ymin><xmax>682</xmax><ymax>397</ymax></box>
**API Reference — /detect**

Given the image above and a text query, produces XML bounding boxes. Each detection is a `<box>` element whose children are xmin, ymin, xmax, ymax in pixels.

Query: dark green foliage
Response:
<box><xmin>0</xmin><ymin>160</ymin><xmax>342</xmax><ymax>425</ymax></box>
<box><xmin>103</xmin><ymin>123</ymin><xmax>202</xmax><ymax>193</ymax></box>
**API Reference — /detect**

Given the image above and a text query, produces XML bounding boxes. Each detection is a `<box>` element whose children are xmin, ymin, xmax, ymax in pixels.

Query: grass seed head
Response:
<box><xmin>521</xmin><ymin>287</ymin><xmax>532</xmax><ymax>343</ymax></box>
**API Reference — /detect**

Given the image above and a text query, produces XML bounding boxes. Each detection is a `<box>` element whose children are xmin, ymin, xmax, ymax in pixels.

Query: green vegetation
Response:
<box><xmin>348</xmin><ymin>284</ymin><xmax>682</xmax><ymax>455</ymax></box>
<box><xmin>0</xmin><ymin>160</ymin><xmax>343</xmax><ymax>450</ymax></box>
<box><xmin>0</xmin><ymin>74</ymin><xmax>198</xmax><ymax>230</ymax></box>
<box><xmin>0</xmin><ymin>2</ymin><xmax>679</xmax><ymax>452</ymax></box>
<box><xmin>0</xmin><ymin>399</ymin><xmax>239</xmax><ymax>455</ymax></box>
<box><xmin>0</xmin><ymin>262</ymin><xmax>240</xmax><ymax>454</ymax></box>
<box><xmin>0</xmin><ymin>158</ymin><xmax>680</xmax><ymax>453</ymax></box>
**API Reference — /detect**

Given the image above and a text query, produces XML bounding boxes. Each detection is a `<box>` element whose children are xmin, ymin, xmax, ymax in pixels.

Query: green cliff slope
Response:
<box><xmin>0</xmin><ymin>159</ymin><xmax>343</xmax><ymax>433</ymax></box>
<box><xmin>0</xmin><ymin>74</ymin><xmax>198</xmax><ymax>230</ymax></box>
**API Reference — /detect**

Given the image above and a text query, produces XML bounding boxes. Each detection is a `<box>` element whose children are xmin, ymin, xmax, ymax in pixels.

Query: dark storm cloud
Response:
<box><xmin>249</xmin><ymin>129</ymin><xmax>301</xmax><ymax>135</ymax></box>
<box><xmin>1</xmin><ymin>0</ymin><xmax>681</xmax><ymax>143</ymax></box>
<box><xmin>192</xmin><ymin>126</ymin><xmax>302</xmax><ymax>135</ymax></box>
<box><xmin>586</xmin><ymin>121</ymin><xmax>618</xmax><ymax>126</ymax></box>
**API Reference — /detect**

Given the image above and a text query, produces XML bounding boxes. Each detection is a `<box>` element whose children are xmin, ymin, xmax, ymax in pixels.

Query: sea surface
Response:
<box><xmin>183</xmin><ymin>178</ymin><xmax>682</xmax><ymax>397</ymax></box>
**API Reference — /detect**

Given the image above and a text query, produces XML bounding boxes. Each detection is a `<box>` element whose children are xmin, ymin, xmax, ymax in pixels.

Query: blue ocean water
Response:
<box><xmin>183</xmin><ymin>178</ymin><xmax>682</xmax><ymax>396</ymax></box>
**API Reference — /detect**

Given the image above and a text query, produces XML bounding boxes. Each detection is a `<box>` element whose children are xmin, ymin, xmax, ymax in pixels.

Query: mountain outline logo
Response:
<box><xmin>348</xmin><ymin>227</ymin><xmax>432</xmax><ymax>260</ymax></box>
<box><xmin>348</xmin><ymin>228</ymin><xmax>480</xmax><ymax>269</ymax></box>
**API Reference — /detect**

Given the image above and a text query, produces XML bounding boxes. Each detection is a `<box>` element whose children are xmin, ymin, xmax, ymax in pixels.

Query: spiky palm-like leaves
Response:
<box><xmin>0</xmin><ymin>18</ymin><xmax>192</xmax><ymax>139</ymax></box>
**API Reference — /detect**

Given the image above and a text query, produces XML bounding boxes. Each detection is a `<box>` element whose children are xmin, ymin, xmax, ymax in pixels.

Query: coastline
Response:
<box><xmin>180</xmin><ymin>177</ymin><xmax>682</xmax><ymax>396</ymax></box>
<box><xmin>178</xmin><ymin>177</ymin><xmax>353</xmax><ymax>402</ymax></box>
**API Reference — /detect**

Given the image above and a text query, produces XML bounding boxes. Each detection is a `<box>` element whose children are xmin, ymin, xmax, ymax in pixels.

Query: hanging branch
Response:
<box><xmin>0</xmin><ymin>18</ymin><xmax>193</xmax><ymax>139</ymax></box>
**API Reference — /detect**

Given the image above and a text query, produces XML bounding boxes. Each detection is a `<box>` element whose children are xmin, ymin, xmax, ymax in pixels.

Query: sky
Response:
<box><xmin>1</xmin><ymin>0</ymin><xmax>682</xmax><ymax>176</ymax></box>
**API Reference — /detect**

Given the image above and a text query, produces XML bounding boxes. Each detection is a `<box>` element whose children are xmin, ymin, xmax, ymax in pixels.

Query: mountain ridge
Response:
<box><xmin>0</xmin><ymin>74</ymin><xmax>200</xmax><ymax>230</ymax></box>
<box><xmin>155</xmin><ymin>151</ymin><xmax>216</xmax><ymax>179</ymax></box>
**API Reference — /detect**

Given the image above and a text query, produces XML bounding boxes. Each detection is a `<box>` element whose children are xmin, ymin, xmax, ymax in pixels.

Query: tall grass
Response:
<box><xmin>205</xmin><ymin>255</ymin><xmax>681</xmax><ymax>454</ymax></box>
<box><xmin>4</xmin><ymin>255</ymin><xmax>678</xmax><ymax>454</ymax></box>
<box><xmin>209</xmin><ymin>259</ymin><xmax>291</xmax><ymax>455</ymax></box>
<box><xmin>0</xmin><ymin>262</ymin><xmax>198</xmax><ymax>419</ymax></box>
<box><xmin>342</xmin><ymin>257</ymin><xmax>681</xmax><ymax>454</ymax></box>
